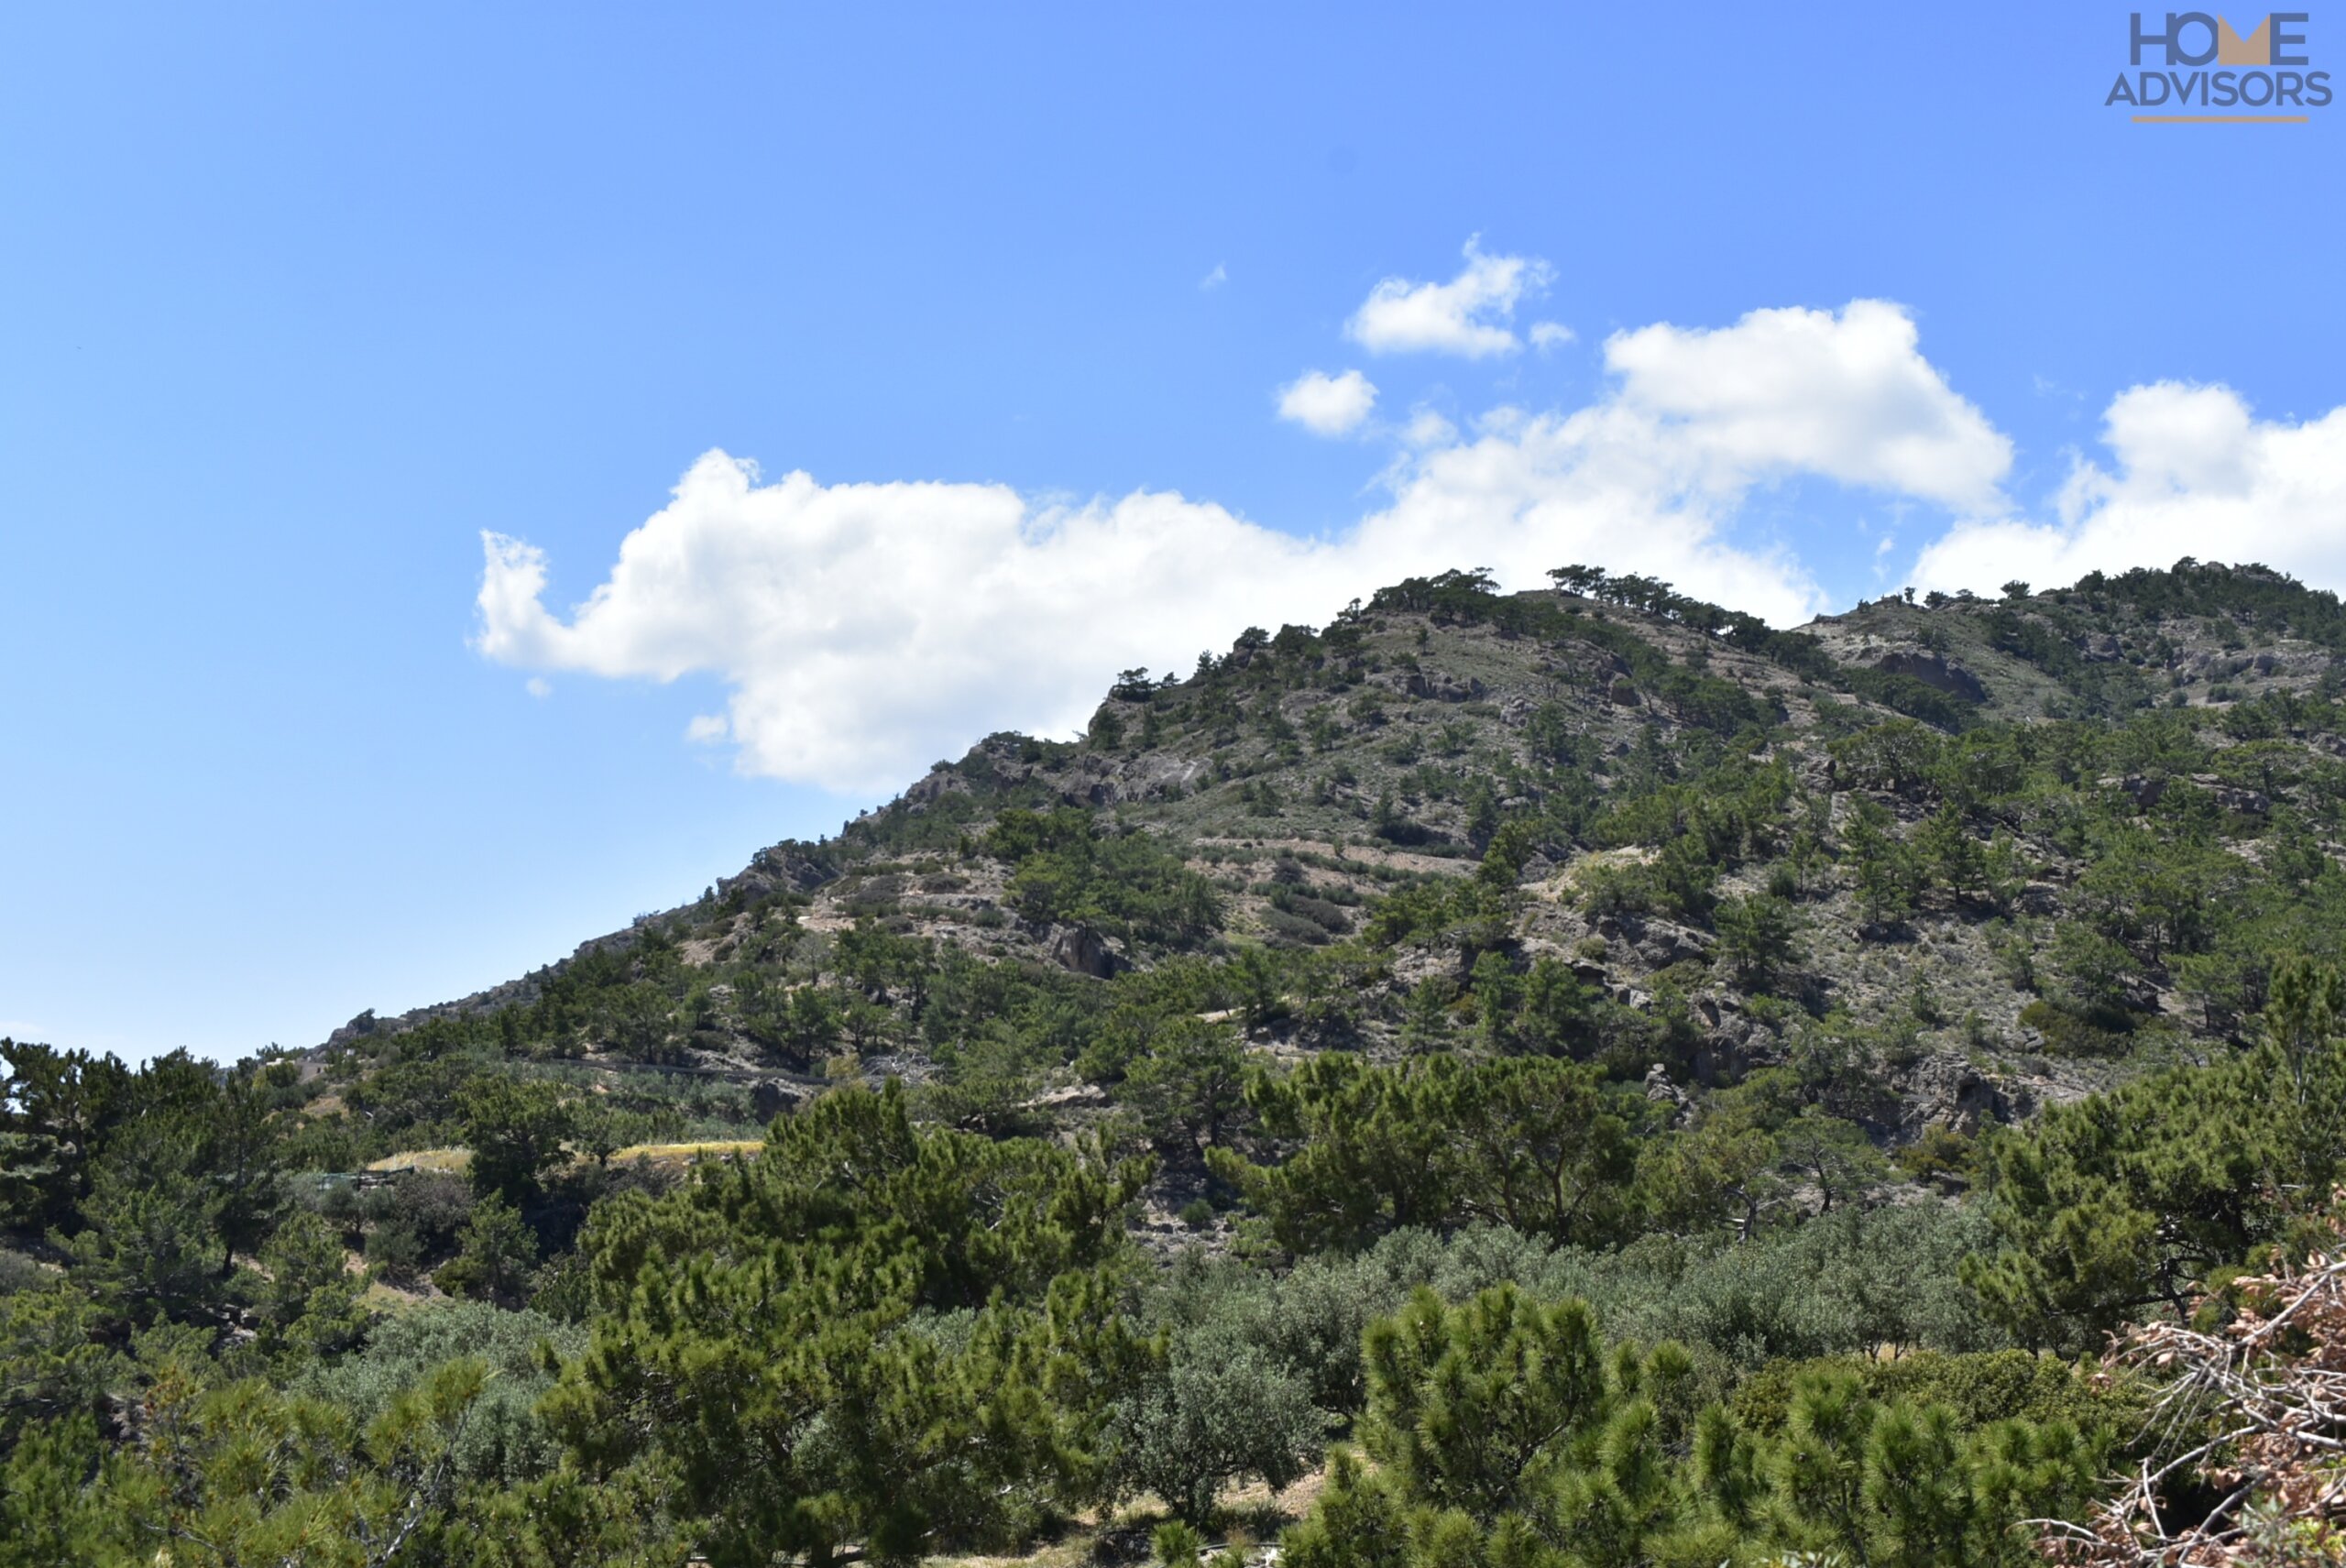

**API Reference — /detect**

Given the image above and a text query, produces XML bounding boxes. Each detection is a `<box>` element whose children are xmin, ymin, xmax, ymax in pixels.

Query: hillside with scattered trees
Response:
<box><xmin>13</xmin><ymin>560</ymin><xmax>2346</xmax><ymax>1563</ymax></box>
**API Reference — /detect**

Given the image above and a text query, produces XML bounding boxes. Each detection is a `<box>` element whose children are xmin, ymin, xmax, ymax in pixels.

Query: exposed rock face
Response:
<box><xmin>1870</xmin><ymin>649</ymin><xmax>1988</xmax><ymax>703</ymax></box>
<box><xmin>1902</xmin><ymin>1051</ymin><xmax>2011</xmax><ymax>1138</ymax></box>
<box><xmin>322</xmin><ymin>966</ymin><xmax>552</xmax><ymax>1050</ymax></box>
<box><xmin>948</xmin><ymin>732</ymin><xmax>1211</xmax><ymax>810</ymax></box>
<box><xmin>1690</xmin><ymin>1008</ymin><xmax>1768</xmax><ymax>1086</ymax></box>
<box><xmin>2191</xmin><ymin>775</ymin><xmax>2273</xmax><ymax>817</ymax></box>
<box><xmin>1044</xmin><ymin>924</ymin><xmax>1124</xmax><ymax>979</ymax></box>
<box><xmin>1643</xmin><ymin>1062</ymin><xmax>1691</xmax><ymax>1124</ymax></box>
<box><xmin>898</xmin><ymin>767</ymin><xmax>966</xmax><ymax>807</ymax></box>
<box><xmin>1407</xmin><ymin>671</ymin><xmax>1486</xmax><ymax>703</ymax></box>
<box><xmin>719</xmin><ymin>846</ymin><xmax>840</xmax><ymax>902</ymax></box>
<box><xmin>1026</xmin><ymin>1082</ymin><xmax>1111</xmax><ymax>1112</ymax></box>
<box><xmin>1625</xmin><ymin>919</ymin><xmax>1710</xmax><ymax>969</ymax></box>
<box><xmin>314</xmin><ymin>562</ymin><xmax>2346</xmax><ymax>1177</ymax></box>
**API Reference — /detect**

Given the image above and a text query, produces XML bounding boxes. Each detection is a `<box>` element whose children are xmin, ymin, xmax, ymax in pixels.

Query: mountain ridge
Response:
<box><xmin>319</xmin><ymin>557</ymin><xmax>2346</xmax><ymax>1172</ymax></box>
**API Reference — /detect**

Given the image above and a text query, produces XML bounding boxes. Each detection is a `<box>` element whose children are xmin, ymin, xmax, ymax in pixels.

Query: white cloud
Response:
<box><xmin>1603</xmin><ymin>300</ymin><xmax>2012</xmax><ymax>515</ymax></box>
<box><xmin>1913</xmin><ymin>381</ymin><xmax>2346</xmax><ymax>595</ymax></box>
<box><xmin>1402</xmin><ymin>407</ymin><xmax>1459</xmax><ymax>449</ymax></box>
<box><xmin>524</xmin><ymin>675</ymin><xmax>551</xmax><ymax>698</ymax></box>
<box><xmin>1200</xmin><ymin>262</ymin><xmax>1227</xmax><ymax>291</ymax></box>
<box><xmin>1529</xmin><ymin>321</ymin><xmax>1574</xmax><ymax>351</ymax></box>
<box><xmin>1277</xmin><ymin>368</ymin><xmax>1378</xmax><ymax>436</ymax></box>
<box><xmin>475</xmin><ymin>298</ymin><xmax>2034</xmax><ymax>794</ymax></box>
<box><xmin>1346</xmin><ymin>236</ymin><xmax>1552</xmax><ymax>357</ymax></box>
<box><xmin>475</xmin><ymin>437</ymin><xmax>1825</xmax><ymax>791</ymax></box>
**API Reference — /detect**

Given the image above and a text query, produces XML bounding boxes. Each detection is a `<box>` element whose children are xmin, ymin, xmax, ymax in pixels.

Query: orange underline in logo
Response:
<box><xmin>2132</xmin><ymin>114</ymin><xmax>2308</xmax><ymax>123</ymax></box>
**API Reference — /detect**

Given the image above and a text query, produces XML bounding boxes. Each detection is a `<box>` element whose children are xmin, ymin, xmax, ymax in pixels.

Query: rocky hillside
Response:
<box><xmin>307</xmin><ymin>559</ymin><xmax>2346</xmax><ymax>1231</ymax></box>
<box><xmin>27</xmin><ymin>557</ymin><xmax>2346</xmax><ymax>1565</ymax></box>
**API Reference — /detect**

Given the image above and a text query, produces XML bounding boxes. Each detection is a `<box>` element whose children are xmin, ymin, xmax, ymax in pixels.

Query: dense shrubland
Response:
<box><xmin>13</xmin><ymin>562</ymin><xmax>2346</xmax><ymax>1562</ymax></box>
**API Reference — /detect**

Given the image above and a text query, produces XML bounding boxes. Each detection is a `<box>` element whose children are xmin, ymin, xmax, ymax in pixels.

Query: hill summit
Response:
<box><xmin>331</xmin><ymin>557</ymin><xmax>2346</xmax><ymax>1179</ymax></box>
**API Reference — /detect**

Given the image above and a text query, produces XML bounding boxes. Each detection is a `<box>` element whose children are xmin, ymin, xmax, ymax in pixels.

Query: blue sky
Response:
<box><xmin>4</xmin><ymin>2</ymin><xmax>2343</xmax><ymax>1059</ymax></box>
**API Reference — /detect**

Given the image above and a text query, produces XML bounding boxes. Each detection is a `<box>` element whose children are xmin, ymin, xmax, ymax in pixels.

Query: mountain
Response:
<box><xmin>321</xmin><ymin>558</ymin><xmax>2346</xmax><ymax>1202</ymax></box>
<box><xmin>23</xmin><ymin>557</ymin><xmax>2346</xmax><ymax>1563</ymax></box>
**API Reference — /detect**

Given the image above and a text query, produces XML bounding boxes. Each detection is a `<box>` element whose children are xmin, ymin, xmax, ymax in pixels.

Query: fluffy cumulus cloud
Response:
<box><xmin>1346</xmin><ymin>236</ymin><xmax>1552</xmax><ymax>357</ymax></box>
<box><xmin>1913</xmin><ymin>382</ymin><xmax>2346</xmax><ymax>595</ymax></box>
<box><xmin>1603</xmin><ymin>301</ymin><xmax>2012</xmax><ymax>515</ymax></box>
<box><xmin>478</xmin><ymin>465</ymin><xmax>1320</xmax><ymax>792</ymax></box>
<box><xmin>477</xmin><ymin>444</ymin><xmax>1834</xmax><ymax>791</ymax></box>
<box><xmin>1277</xmin><ymin>368</ymin><xmax>1378</xmax><ymax>436</ymax></box>
<box><xmin>468</xmin><ymin>214</ymin><xmax>2346</xmax><ymax>800</ymax></box>
<box><xmin>482</xmin><ymin>297</ymin><xmax>2203</xmax><ymax>795</ymax></box>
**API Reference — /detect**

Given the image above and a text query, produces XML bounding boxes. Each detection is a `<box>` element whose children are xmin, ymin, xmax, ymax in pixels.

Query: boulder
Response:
<box><xmin>2217</xmin><ymin>785</ymin><xmax>2272</xmax><ymax>817</ymax></box>
<box><xmin>1026</xmin><ymin>1082</ymin><xmax>1112</xmax><ymax>1112</ymax></box>
<box><xmin>1406</xmin><ymin>671</ymin><xmax>1486</xmax><ymax>703</ymax></box>
<box><xmin>750</xmin><ymin>1079</ymin><xmax>814</xmax><ymax>1123</ymax></box>
<box><xmin>1902</xmin><ymin>1051</ymin><xmax>2010</xmax><ymax>1138</ymax></box>
<box><xmin>1691</xmin><ymin>1013</ymin><xmax>1767</xmax><ymax>1085</ymax></box>
<box><xmin>1634</xmin><ymin>921</ymin><xmax>1712</xmax><ymax>968</ymax></box>
<box><xmin>1046</xmin><ymin>924</ymin><xmax>1124</xmax><ymax>979</ymax></box>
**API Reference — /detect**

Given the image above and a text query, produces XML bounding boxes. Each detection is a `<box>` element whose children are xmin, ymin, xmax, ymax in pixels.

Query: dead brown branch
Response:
<box><xmin>2045</xmin><ymin>1235</ymin><xmax>2346</xmax><ymax>1565</ymax></box>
